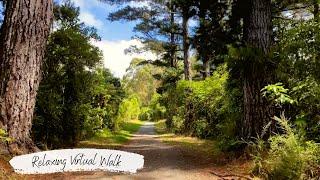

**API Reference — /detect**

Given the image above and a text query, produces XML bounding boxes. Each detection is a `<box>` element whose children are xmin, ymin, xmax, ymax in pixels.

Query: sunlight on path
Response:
<box><xmin>74</xmin><ymin>121</ymin><xmax>220</xmax><ymax>180</ymax></box>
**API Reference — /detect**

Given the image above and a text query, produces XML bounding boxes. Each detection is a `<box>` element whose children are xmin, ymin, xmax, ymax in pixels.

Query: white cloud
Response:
<box><xmin>72</xmin><ymin>0</ymin><xmax>113</xmax><ymax>10</ymax></box>
<box><xmin>71</xmin><ymin>0</ymin><xmax>104</xmax><ymax>29</ymax></box>
<box><xmin>72</xmin><ymin>0</ymin><xmax>85</xmax><ymax>7</ymax></box>
<box><xmin>79</xmin><ymin>11</ymin><xmax>103</xmax><ymax>29</ymax></box>
<box><xmin>92</xmin><ymin>39</ymin><xmax>156</xmax><ymax>78</ymax></box>
<box><xmin>129</xmin><ymin>1</ymin><xmax>150</xmax><ymax>7</ymax></box>
<box><xmin>72</xmin><ymin>0</ymin><xmax>100</xmax><ymax>9</ymax></box>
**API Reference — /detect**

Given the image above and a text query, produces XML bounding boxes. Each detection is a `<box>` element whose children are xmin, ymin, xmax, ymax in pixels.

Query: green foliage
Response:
<box><xmin>274</xmin><ymin>18</ymin><xmax>320</xmax><ymax>142</ymax></box>
<box><xmin>139</xmin><ymin>107</ymin><xmax>152</xmax><ymax>121</ymax></box>
<box><xmin>0</xmin><ymin>129</ymin><xmax>11</xmax><ymax>142</ymax></box>
<box><xmin>139</xmin><ymin>94</ymin><xmax>166</xmax><ymax>121</ymax></box>
<box><xmin>32</xmin><ymin>1</ymin><xmax>124</xmax><ymax>149</ymax></box>
<box><xmin>116</xmin><ymin>95</ymin><xmax>141</xmax><ymax>129</ymax></box>
<box><xmin>122</xmin><ymin>58</ymin><xmax>166</xmax><ymax>122</ymax></box>
<box><xmin>123</xmin><ymin>58</ymin><xmax>161</xmax><ymax>107</ymax></box>
<box><xmin>262</xmin><ymin>83</ymin><xmax>296</xmax><ymax>106</ymax></box>
<box><xmin>78</xmin><ymin>120</ymin><xmax>143</xmax><ymax>149</ymax></box>
<box><xmin>162</xmin><ymin>64</ymin><xmax>239</xmax><ymax>139</ymax></box>
<box><xmin>275</xmin><ymin>22</ymin><xmax>320</xmax><ymax>140</ymax></box>
<box><xmin>251</xmin><ymin>115</ymin><xmax>320</xmax><ymax>179</ymax></box>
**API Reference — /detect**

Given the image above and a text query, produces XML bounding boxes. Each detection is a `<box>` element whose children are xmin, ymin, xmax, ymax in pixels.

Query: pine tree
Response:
<box><xmin>0</xmin><ymin>0</ymin><xmax>53</xmax><ymax>154</ymax></box>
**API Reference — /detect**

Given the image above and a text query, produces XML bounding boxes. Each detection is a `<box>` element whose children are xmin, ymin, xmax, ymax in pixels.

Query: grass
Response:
<box><xmin>0</xmin><ymin>120</ymin><xmax>144</xmax><ymax>179</ymax></box>
<box><xmin>78</xmin><ymin>119</ymin><xmax>143</xmax><ymax>149</ymax></box>
<box><xmin>155</xmin><ymin>119</ymin><xmax>221</xmax><ymax>158</ymax></box>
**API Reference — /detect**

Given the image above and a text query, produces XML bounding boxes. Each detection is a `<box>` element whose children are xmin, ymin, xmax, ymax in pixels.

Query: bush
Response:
<box><xmin>82</xmin><ymin>106</ymin><xmax>107</xmax><ymax>138</ymax></box>
<box><xmin>194</xmin><ymin>119</ymin><xmax>209</xmax><ymax>138</ymax></box>
<box><xmin>116</xmin><ymin>95</ymin><xmax>141</xmax><ymax>129</ymax></box>
<box><xmin>172</xmin><ymin>115</ymin><xmax>184</xmax><ymax>133</ymax></box>
<box><xmin>251</xmin><ymin>115</ymin><xmax>320</xmax><ymax>179</ymax></box>
<box><xmin>162</xmin><ymin>64</ymin><xmax>240</xmax><ymax>140</ymax></box>
<box><xmin>139</xmin><ymin>107</ymin><xmax>152</xmax><ymax>121</ymax></box>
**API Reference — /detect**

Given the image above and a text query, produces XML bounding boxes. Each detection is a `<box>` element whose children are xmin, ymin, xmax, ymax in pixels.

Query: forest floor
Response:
<box><xmin>0</xmin><ymin>121</ymin><xmax>254</xmax><ymax>180</ymax></box>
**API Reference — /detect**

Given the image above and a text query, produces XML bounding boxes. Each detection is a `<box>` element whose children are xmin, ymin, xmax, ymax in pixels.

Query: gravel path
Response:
<box><xmin>27</xmin><ymin>122</ymin><xmax>249</xmax><ymax>180</ymax></box>
<box><xmin>73</xmin><ymin>122</ymin><xmax>219</xmax><ymax>180</ymax></box>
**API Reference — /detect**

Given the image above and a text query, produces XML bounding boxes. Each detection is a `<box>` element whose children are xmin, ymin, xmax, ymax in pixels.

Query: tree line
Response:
<box><xmin>106</xmin><ymin>0</ymin><xmax>319</xmax><ymax>139</ymax></box>
<box><xmin>107</xmin><ymin>0</ymin><xmax>320</xmax><ymax>178</ymax></box>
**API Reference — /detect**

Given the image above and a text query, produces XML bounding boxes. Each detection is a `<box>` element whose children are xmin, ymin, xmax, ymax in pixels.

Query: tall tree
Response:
<box><xmin>241</xmin><ymin>0</ymin><xmax>275</xmax><ymax>139</ymax></box>
<box><xmin>169</xmin><ymin>1</ymin><xmax>177</xmax><ymax>68</ymax></box>
<box><xmin>174</xmin><ymin>0</ymin><xmax>195</xmax><ymax>81</ymax></box>
<box><xmin>194</xmin><ymin>0</ymin><xmax>228</xmax><ymax>79</ymax></box>
<box><xmin>181</xmin><ymin>5</ymin><xmax>192</xmax><ymax>81</ymax></box>
<box><xmin>123</xmin><ymin>58</ymin><xmax>161</xmax><ymax>107</ymax></box>
<box><xmin>0</xmin><ymin>0</ymin><xmax>53</xmax><ymax>154</ymax></box>
<box><xmin>32</xmin><ymin>1</ymin><xmax>107</xmax><ymax>148</ymax></box>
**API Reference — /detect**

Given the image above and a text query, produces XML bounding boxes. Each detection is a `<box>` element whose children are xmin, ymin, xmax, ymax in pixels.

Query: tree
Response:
<box><xmin>123</xmin><ymin>58</ymin><xmax>161</xmax><ymax>106</ymax></box>
<box><xmin>32</xmin><ymin>1</ymin><xmax>122</xmax><ymax>149</ymax></box>
<box><xmin>241</xmin><ymin>0</ymin><xmax>275</xmax><ymax>139</ymax></box>
<box><xmin>194</xmin><ymin>0</ymin><xmax>228</xmax><ymax>79</ymax></box>
<box><xmin>175</xmin><ymin>0</ymin><xmax>194</xmax><ymax>81</ymax></box>
<box><xmin>0</xmin><ymin>0</ymin><xmax>53</xmax><ymax>154</ymax></box>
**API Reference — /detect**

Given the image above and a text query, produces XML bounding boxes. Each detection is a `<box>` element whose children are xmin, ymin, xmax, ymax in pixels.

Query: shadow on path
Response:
<box><xmin>74</xmin><ymin>122</ymin><xmax>221</xmax><ymax>180</ymax></box>
<box><xmin>27</xmin><ymin>122</ymin><xmax>250</xmax><ymax>180</ymax></box>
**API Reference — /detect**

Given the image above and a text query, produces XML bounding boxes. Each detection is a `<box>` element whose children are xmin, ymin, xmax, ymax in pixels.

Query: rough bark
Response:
<box><xmin>241</xmin><ymin>0</ymin><xmax>275</xmax><ymax>139</ymax></box>
<box><xmin>182</xmin><ymin>10</ymin><xmax>191</xmax><ymax>81</ymax></box>
<box><xmin>0</xmin><ymin>0</ymin><xmax>53</xmax><ymax>154</ymax></box>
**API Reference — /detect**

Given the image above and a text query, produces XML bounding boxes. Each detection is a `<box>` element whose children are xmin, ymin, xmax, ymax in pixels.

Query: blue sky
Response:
<box><xmin>60</xmin><ymin>0</ymin><xmax>156</xmax><ymax>77</ymax></box>
<box><xmin>67</xmin><ymin>0</ymin><xmax>136</xmax><ymax>41</ymax></box>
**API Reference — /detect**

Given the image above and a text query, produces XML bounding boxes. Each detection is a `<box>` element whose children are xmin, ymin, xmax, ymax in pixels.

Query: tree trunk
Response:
<box><xmin>169</xmin><ymin>3</ymin><xmax>177</xmax><ymax>68</ymax></box>
<box><xmin>0</xmin><ymin>0</ymin><xmax>53</xmax><ymax>154</ymax></box>
<box><xmin>314</xmin><ymin>0</ymin><xmax>319</xmax><ymax>21</ymax></box>
<box><xmin>182</xmin><ymin>10</ymin><xmax>191</xmax><ymax>81</ymax></box>
<box><xmin>183</xmin><ymin>88</ymin><xmax>194</xmax><ymax>135</ymax></box>
<box><xmin>198</xmin><ymin>1</ymin><xmax>210</xmax><ymax>79</ymax></box>
<box><xmin>204</xmin><ymin>60</ymin><xmax>210</xmax><ymax>78</ymax></box>
<box><xmin>241</xmin><ymin>0</ymin><xmax>275</xmax><ymax>139</ymax></box>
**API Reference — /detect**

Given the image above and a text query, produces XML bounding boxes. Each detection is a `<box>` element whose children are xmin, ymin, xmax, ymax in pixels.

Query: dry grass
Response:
<box><xmin>154</xmin><ymin>119</ymin><xmax>254</xmax><ymax>177</ymax></box>
<box><xmin>155</xmin><ymin>120</ymin><xmax>220</xmax><ymax>158</ymax></box>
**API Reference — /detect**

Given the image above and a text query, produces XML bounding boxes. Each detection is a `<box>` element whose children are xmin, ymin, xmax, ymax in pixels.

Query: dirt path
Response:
<box><xmin>25</xmin><ymin>122</ymin><xmax>251</xmax><ymax>180</ymax></box>
<box><xmin>66</xmin><ymin>122</ymin><xmax>246</xmax><ymax>180</ymax></box>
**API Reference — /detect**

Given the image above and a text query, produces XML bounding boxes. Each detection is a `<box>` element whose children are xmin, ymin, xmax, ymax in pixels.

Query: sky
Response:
<box><xmin>68</xmin><ymin>0</ymin><xmax>155</xmax><ymax>78</ymax></box>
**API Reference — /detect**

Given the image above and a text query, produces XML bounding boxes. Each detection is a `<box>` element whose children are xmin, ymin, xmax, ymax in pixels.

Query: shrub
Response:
<box><xmin>194</xmin><ymin>119</ymin><xmax>209</xmax><ymax>138</ymax></box>
<box><xmin>116</xmin><ymin>95</ymin><xmax>141</xmax><ymax>129</ymax></box>
<box><xmin>139</xmin><ymin>107</ymin><xmax>152</xmax><ymax>121</ymax></box>
<box><xmin>172</xmin><ymin>115</ymin><xmax>184</xmax><ymax>133</ymax></box>
<box><xmin>251</xmin><ymin>115</ymin><xmax>320</xmax><ymax>179</ymax></box>
<box><xmin>163</xmin><ymin>64</ymin><xmax>240</xmax><ymax>140</ymax></box>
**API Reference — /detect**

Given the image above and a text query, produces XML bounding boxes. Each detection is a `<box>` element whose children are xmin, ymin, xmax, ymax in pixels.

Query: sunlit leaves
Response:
<box><xmin>262</xmin><ymin>83</ymin><xmax>296</xmax><ymax>106</ymax></box>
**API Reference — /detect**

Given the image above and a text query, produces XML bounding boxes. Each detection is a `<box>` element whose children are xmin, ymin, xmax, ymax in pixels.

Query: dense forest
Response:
<box><xmin>0</xmin><ymin>0</ymin><xmax>320</xmax><ymax>179</ymax></box>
